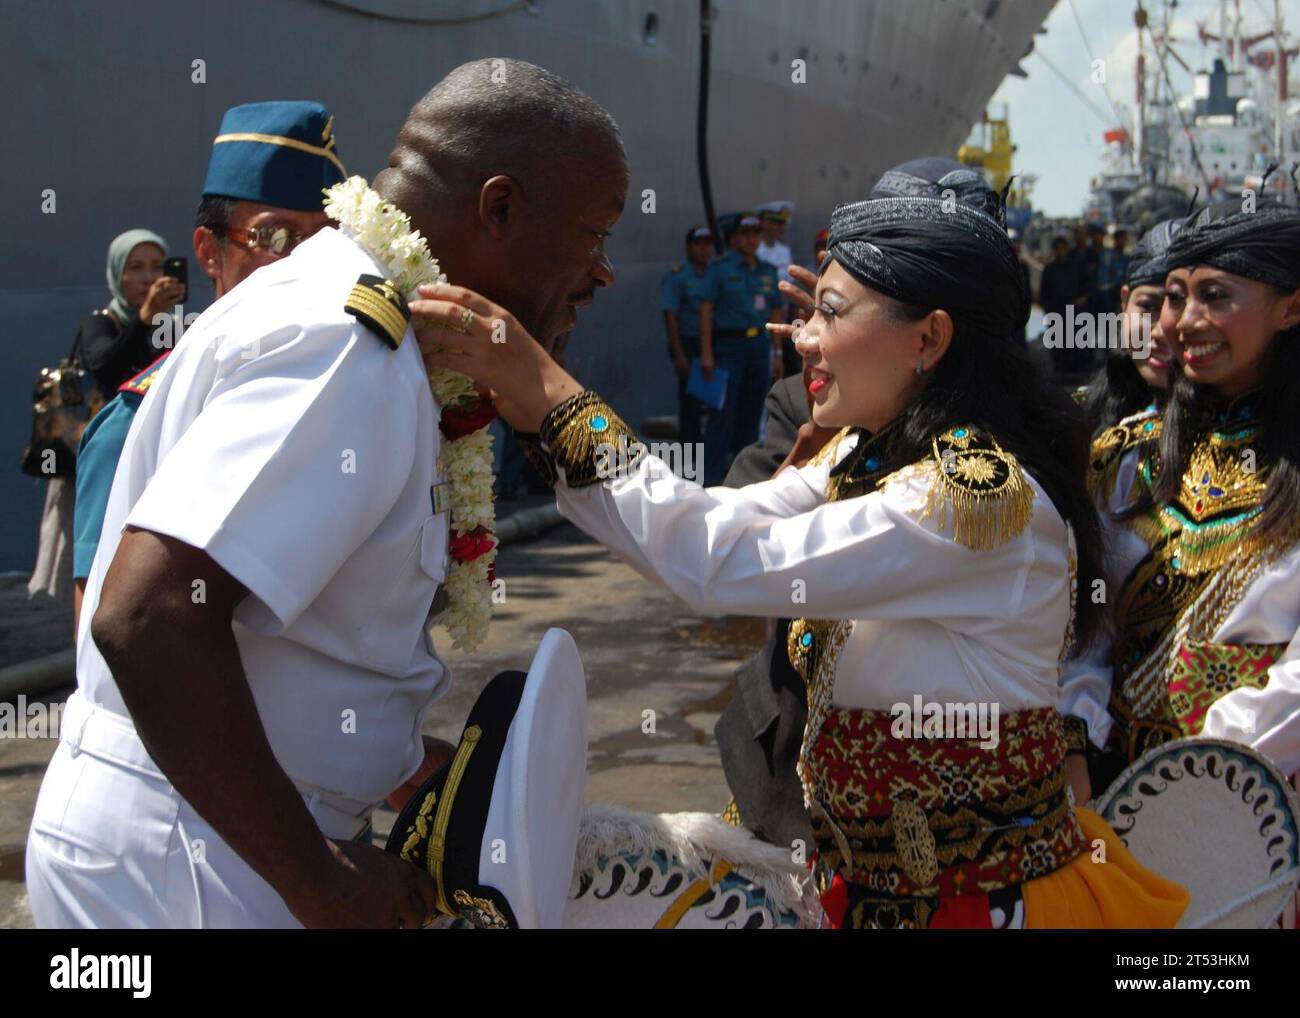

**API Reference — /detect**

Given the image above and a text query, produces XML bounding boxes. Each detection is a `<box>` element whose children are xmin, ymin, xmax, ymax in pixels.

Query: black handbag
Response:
<box><xmin>21</xmin><ymin>326</ymin><xmax>106</xmax><ymax>478</ymax></box>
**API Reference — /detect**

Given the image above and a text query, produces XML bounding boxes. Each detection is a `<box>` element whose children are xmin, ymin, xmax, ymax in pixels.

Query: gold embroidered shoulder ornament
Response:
<box><xmin>1089</xmin><ymin>408</ymin><xmax>1161</xmax><ymax>505</ymax></box>
<box><xmin>914</xmin><ymin>426</ymin><xmax>1034</xmax><ymax>551</ymax></box>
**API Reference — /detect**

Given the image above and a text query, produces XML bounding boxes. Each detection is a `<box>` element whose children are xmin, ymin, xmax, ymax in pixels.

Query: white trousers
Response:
<box><xmin>26</xmin><ymin>692</ymin><xmax>376</xmax><ymax>929</ymax></box>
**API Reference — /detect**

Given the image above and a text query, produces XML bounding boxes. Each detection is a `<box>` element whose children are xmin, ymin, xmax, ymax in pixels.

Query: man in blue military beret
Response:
<box><xmin>71</xmin><ymin>101</ymin><xmax>346</xmax><ymax>629</ymax></box>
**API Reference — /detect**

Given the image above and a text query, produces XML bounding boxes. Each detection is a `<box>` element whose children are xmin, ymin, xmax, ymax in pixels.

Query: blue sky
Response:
<box><xmin>988</xmin><ymin>0</ymin><xmax>1300</xmax><ymax>215</ymax></box>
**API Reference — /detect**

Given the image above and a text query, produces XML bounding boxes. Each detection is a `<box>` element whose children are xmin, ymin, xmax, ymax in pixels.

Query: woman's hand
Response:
<box><xmin>410</xmin><ymin>283</ymin><xmax>584</xmax><ymax>433</ymax></box>
<box><xmin>766</xmin><ymin>264</ymin><xmax>819</xmax><ymax>348</ymax></box>
<box><xmin>138</xmin><ymin>276</ymin><xmax>187</xmax><ymax>325</ymax></box>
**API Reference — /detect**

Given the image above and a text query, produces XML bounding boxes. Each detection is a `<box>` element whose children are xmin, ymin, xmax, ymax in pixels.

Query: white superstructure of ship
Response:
<box><xmin>1087</xmin><ymin>0</ymin><xmax>1299</xmax><ymax>225</ymax></box>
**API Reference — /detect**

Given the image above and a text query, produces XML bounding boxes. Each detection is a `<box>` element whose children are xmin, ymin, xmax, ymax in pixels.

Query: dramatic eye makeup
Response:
<box><xmin>816</xmin><ymin>289</ymin><xmax>847</xmax><ymax>318</ymax></box>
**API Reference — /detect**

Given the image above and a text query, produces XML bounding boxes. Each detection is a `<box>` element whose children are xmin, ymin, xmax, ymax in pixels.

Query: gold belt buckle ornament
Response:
<box><xmin>892</xmin><ymin>793</ymin><xmax>938</xmax><ymax>887</ymax></box>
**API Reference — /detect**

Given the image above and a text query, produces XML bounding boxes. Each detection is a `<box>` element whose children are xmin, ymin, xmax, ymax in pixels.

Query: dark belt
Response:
<box><xmin>713</xmin><ymin>327</ymin><xmax>761</xmax><ymax>340</ymax></box>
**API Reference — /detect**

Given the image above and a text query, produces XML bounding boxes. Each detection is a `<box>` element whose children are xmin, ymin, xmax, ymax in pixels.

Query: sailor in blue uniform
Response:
<box><xmin>697</xmin><ymin>213</ymin><xmax>785</xmax><ymax>485</ymax></box>
<box><xmin>659</xmin><ymin>225</ymin><xmax>716</xmax><ymax>444</ymax></box>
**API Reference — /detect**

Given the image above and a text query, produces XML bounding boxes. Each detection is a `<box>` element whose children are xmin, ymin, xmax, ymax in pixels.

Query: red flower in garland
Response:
<box><xmin>440</xmin><ymin>398</ymin><xmax>499</xmax><ymax>441</ymax></box>
<box><xmin>449</xmin><ymin>526</ymin><xmax>496</xmax><ymax>564</ymax></box>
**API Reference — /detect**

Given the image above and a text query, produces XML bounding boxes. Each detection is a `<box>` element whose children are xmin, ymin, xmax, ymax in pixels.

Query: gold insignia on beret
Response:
<box><xmin>345</xmin><ymin>273</ymin><xmax>410</xmax><ymax>350</ymax></box>
<box><xmin>914</xmin><ymin>425</ymin><xmax>1033</xmax><ymax>551</ymax></box>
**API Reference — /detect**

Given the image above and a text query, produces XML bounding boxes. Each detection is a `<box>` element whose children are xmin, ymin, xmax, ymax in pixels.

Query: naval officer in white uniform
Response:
<box><xmin>26</xmin><ymin>59</ymin><xmax>628</xmax><ymax>928</ymax></box>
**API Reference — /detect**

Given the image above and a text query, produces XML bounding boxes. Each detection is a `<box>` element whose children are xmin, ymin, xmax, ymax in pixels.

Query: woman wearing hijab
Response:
<box><xmin>27</xmin><ymin>229</ymin><xmax>178</xmax><ymax>604</ymax></box>
<box><xmin>1062</xmin><ymin>199</ymin><xmax>1300</xmax><ymax>802</ymax></box>
<box><xmin>77</xmin><ymin>229</ymin><xmax>183</xmax><ymax>392</ymax></box>
<box><xmin>1079</xmin><ymin>217</ymin><xmax>1181</xmax><ymax>436</ymax></box>
<box><xmin>413</xmin><ymin>190</ymin><xmax>1188</xmax><ymax>928</ymax></box>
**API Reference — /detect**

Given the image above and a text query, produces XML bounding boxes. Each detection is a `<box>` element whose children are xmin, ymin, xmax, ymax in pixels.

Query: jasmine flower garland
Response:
<box><xmin>324</xmin><ymin>176</ymin><xmax>497</xmax><ymax>652</ymax></box>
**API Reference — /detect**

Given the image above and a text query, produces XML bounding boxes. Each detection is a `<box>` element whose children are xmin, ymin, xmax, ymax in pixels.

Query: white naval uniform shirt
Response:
<box><xmin>757</xmin><ymin>239</ymin><xmax>793</xmax><ymax>283</ymax></box>
<box><xmin>76</xmin><ymin>226</ymin><xmax>449</xmax><ymax>806</ymax></box>
<box><xmin>1059</xmin><ymin>443</ymin><xmax>1300</xmax><ymax>775</ymax></box>
<box><xmin>556</xmin><ymin>430</ymin><xmax>1073</xmax><ymax>715</ymax></box>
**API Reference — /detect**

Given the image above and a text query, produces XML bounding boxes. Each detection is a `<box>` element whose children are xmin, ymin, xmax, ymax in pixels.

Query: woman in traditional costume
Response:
<box><xmin>1079</xmin><ymin>217</ymin><xmax>1180</xmax><ymax>436</ymax></box>
<box><xmin>414</xmin><ymin>192</ymin><xmax>1188</xmax><ymax>928</ymax></box>
<box><xmin>1062</xmin><ymin>200</ymin><xmax>1300</xmax><ymax>800</ymax></box>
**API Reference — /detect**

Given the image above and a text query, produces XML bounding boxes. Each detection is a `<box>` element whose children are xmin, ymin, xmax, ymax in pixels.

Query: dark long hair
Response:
<box><xmin>877</xmin><ymin>297</ymin><xmax>1107</xmax><ymax>651</ymax></box>
<box><xmin>1081</xmin><ymin>352</ymin><xmax>1162</xmax><ymax>436</ymax></box>
<box><xmin>1121</xmin><ymin>305</ymin><xmax>1300</xmax><ymax>545</ymax></box>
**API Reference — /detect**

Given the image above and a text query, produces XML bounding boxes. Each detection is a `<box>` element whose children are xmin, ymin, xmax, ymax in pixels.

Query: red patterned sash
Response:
<box><xmin>807</xmin><ymin>705</ymin><xmax>1086</xmax><ymax>927</ymax></box>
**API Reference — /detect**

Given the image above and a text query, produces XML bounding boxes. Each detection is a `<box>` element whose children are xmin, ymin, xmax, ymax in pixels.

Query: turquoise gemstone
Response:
<box><xmin>952</xmin><ymin>428</ymin><xmax>968</xmax><ymax>439</ymax></box>
<box><xmin>1144</xmin><ymin>421</ymin><xmax>1154</xmax><ymax>432</ymax></box>
<box><xmin>590</xmin><ymin>415</ymin><xmax>609</xmax><ymax>432</ymax></box>
<box><xmin>800</xmin><ymin>632</ymin><xmax>813</xmax><ymax>647</ymax></box>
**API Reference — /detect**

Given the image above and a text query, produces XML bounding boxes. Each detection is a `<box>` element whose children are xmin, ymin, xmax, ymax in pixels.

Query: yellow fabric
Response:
<box><xmin>1022</xmin><ymin>807</ymin><xmax>1189</xmax><ymax>928</ymax></box>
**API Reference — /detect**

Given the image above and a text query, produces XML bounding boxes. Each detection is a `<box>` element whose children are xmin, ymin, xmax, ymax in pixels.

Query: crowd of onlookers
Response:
<box><xmin>1025</xmin><ymin>220</ymin><xmax>1133</xmax><ymax>380</ymax></box>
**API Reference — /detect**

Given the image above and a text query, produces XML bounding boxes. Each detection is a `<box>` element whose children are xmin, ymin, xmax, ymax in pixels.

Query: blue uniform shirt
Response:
<box><xmin>701</xmin><ymin>250</ymin><xmax>779</xmax><ymax>335</ymax></box>
<box><xmin>659</xmin><ymin>262</ymin><xmax>711</xmax><ymax>337</ymax></box>
<box><xmin>73</xmin><ymin>356</ymin><xmax>168</xmax><ymax>579</ymax></box>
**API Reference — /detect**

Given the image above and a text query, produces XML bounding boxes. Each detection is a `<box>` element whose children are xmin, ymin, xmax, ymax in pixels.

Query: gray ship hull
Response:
<box><xmin>1</xmin><ymin>0</ymin><xmax>1052</xmax><ymax>570</ymax></box>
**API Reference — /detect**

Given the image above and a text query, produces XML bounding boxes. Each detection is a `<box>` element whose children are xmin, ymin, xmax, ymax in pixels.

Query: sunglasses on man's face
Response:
<box><xmin>219</xmin><ymin>224</ymin><xmax>307</xmax><ymax>256</ymax></box>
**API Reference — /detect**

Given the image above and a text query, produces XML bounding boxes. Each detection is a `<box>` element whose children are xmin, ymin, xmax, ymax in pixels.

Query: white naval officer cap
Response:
<box><xmin>386</xmin><ymin>628</ymin><xmax>587</xmax><ymax>928</ymax></box>
<box><xmin>756</xmin><ymin>200</ymin><xmax>794</xmax><ymax>222</ymax></box>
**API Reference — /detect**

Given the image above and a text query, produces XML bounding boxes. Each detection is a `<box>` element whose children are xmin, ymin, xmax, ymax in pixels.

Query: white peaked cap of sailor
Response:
<box><xmin>756</xmin><ymin>200</ymin><xmax>794</xmax><ymax>216</ymax></box>
<box><xmin>481</xmin><ymin>627</ymin><xmax>588</xmax><ymax>927</ymax></box>
<box><xmin>386</xmin><ymin>627</ymin><xmax>587</xmax><ymax>929</ymax></box>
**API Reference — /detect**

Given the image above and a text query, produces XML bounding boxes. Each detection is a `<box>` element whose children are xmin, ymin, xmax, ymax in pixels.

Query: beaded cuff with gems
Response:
<box><xmin>1061</xmin><ymin>714</ymin><xmax>1090</xmax><ymax>756</ymax></box>
<box><xmin>538</xmin><ymin>390</ymin><xmax>642</xmax><ymax>488</ymax></box>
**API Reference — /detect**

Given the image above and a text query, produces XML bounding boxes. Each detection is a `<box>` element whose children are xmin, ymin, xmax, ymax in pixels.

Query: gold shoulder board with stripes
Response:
<box><xmin>345</xmin><ymin>274</ymin><xmax>410</xmax><ymax>350</ymax></box>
